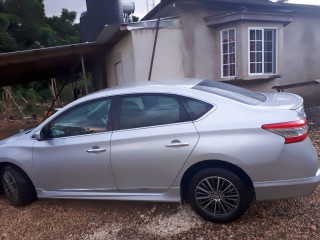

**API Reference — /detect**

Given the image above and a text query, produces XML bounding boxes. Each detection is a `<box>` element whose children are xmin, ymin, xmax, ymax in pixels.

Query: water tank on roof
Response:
<box><xmin>80</xmin><ymin>0</ymin><xmax>124</xmax><ymax>42</ymax></box>
<box><xmin>80</xmin><ymin>11</ymin><xmax>90</xmax><ymax>42</ymax></box>
<box><xmin>123</xmin><ymin>2</ymin><xmax>135</xmax><ymax>15</ymax></box>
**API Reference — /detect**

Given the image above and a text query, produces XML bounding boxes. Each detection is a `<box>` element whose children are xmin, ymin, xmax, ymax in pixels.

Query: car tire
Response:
<box><xmin>188</xmin><ymin>168</ymin><xmax>251</xmax><ymax>223</ymax></box>
<box><xmin>1</xmin><ymin>166</ymin><xmax>37</xmax><ymax>207</ymax></box>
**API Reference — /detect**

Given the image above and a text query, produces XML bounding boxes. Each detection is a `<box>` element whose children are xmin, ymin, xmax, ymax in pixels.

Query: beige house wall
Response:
<box><xmin>280</xmin><ymin>14</ymin><xmax>320</xmax><ymax>105</ymax></box>
<box><xmin>176</xmin><ymin>2</ymin><xmax>320</xmax><ymax>104</ymax></box>
<box><xmin>105</xmin><ymin>34</ymin><xmax>135</xmax><ymax>87</ymax></box>
<box><xmin>105</xmin><ymin>28</ymin><xmax>184</xmax><ymax>86</ymax></box>
<box><xmin>176</xmin><ymin>3</ymin><xmax>283</xmax><ymax>92</ymax></box>
<box><xmin>131</xmin><ymin>28</ymin><xmax>185</xmax><ymax>83</ymax></box>
<box><xmin>178</xmin><ymin>3</ymin><xmax>219</xmax><ymax>80</ymax></box>
<box><xmin>105</xmin><ymin>2</ymin><xmax>320</xmax><ymax>105</ymax></box>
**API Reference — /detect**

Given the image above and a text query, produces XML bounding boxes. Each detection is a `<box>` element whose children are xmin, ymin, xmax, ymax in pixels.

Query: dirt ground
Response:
<box><xmin>0</xmin><ymin>120</ymin><xmax>39</xmax><ymax>140</ymax></box>
<box><xmin>0</xmin><ymin>109</ymin><xmax>319</xmax><ymax>240</ymax></box>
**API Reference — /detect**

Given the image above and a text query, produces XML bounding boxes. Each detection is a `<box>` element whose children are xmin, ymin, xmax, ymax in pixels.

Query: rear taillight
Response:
<box><xmin>262</xmin><ymin>119</ymin><xmax>308</xmax><ymax>144</ymax></box>
<box><xmin>296</xmin><ymin>105</ymin><xmax>307</xmax><ymax>119</ymax></box>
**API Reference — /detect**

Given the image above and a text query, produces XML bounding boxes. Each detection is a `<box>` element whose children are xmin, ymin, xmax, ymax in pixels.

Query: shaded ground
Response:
<box><xmin>0</xmin><ymin>120</ymin><xmax>39</xmax><ymax>140</ymax></box>
<box><xmin>0</xmin><ymin>108</ymin><xmax>319</xmax><ymax>240</ymax></box>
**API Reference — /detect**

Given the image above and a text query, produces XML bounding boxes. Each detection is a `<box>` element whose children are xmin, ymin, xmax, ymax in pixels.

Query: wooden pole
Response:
<box><xmin>81</xmin><ymin>55</ymin><xmax>89</xmax><ymax>95</ymax></box>
<box><xmin>148</xmin><ymin>0</ymin><xmax>163</xmax><ymax>81</ymax></box>
<box><xmin>4</xmin><ymin>87</ymin><xmax>25</xmax><ymax>118</ymax></box>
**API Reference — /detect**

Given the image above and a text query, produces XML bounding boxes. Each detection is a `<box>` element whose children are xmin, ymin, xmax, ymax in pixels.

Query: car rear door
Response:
<box><xmin>110</xmin><ymin>94</ymin><xmax>199</xmax><ymax>192</ymax></box>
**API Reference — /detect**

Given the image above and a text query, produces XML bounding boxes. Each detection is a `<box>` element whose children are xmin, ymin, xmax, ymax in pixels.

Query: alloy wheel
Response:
<box><xmin>2</xmin><ymin>170</ymin><xmax>19</xmax><ymax>203</ymax></box>
<box><xmin>195</xmin><ymin>176</ymin><xmax>240</xmax><ymax>217</ymax></box>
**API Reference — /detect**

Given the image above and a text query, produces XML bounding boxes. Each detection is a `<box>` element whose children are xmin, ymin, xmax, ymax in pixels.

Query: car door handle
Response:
<box><xmin>165</xmin><ymin>143</ymin><xmax>189</xmax><ymax>148</ymax></box>
<box><xmin>86</xmin><ymin>148</ymin><xmax>106</xmax><ymax>153</ymax></box>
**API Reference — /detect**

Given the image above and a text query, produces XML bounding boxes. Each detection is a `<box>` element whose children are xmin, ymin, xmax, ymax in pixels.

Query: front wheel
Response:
<box><xmin>1</xmin><ymin>166</ymin><xmax>37</xmax><ymax>207</ymax></box>
<box><xmin>188</xmin><ymin>168</ymin><xmax>251</xmax><ymax>223</ymax></box>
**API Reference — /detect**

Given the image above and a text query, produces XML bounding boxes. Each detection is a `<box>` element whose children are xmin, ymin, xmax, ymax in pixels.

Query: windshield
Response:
<box><xmin>193</xmin><ymin>80</ymin><xmax>266</xmax><ymax>105</ymax></box>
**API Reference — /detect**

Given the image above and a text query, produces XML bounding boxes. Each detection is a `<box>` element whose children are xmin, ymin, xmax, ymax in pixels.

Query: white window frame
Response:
<box><xmin>221</xmin><ymin>28</ymin><xmax>236</xmax><ymax>78</ymax></box>
<box><xmin>248</xmin><ymin>27</ymin><xmax>278</xmax><ymax>76</ymax></box>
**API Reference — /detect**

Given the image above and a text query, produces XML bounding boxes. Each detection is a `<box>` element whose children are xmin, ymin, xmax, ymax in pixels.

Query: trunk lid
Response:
<box><xmin>261</xmin><ymin>92</ymin><xmax>303</xmax><ymax>110</ymax></box>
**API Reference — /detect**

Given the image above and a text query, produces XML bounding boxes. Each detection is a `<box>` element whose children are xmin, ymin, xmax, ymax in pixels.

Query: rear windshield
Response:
<box><xmin>193</xmin><ymin>80</ymin><xmax>266</xmax><ymax>105</ymax></box>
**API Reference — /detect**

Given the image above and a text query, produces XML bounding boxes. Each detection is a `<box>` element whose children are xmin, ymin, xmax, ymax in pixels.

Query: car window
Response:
<box><xmin>193</xmin><ymin>80</ymin><xmax>266</xmax><ymax>105</ymax></box>
<box><xmin>120</xmin><ymin>95</ymin><xmax>189</xmax><ymax>130</ymax></box>
<box><xmin>179</xmin><ymin>96</ymin><xmax>213</xmax><ymax>121</ymax></box>
<box><xmin>49</xmin><ymin>99</ymin><xmax>112</xmax><ymax>138</ymax></box>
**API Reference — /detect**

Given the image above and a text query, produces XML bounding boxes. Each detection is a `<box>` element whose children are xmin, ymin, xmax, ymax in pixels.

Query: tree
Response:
<box><xmin>46</xmin><ymin>9</ymin><xmax>80</xmax><ymax>46</ymax></box>
<box><xmin>3</xmin><ymin>0</ymin><xmax>46</xmax><ymax>49</ymax></box>
<box><xmin>0</xmin><ymin>12</ymin><xmax>17</xmax><ymax>51</ymax></box>
<box><xmin>0</xmin><ymin>1</ymin><xmax>80</xmax><ymax>52</ymax></box>
<box><xmin>0</xmin><ymin>1</ymin><xmax>81</xmax><ymax>114</ymax></box>
<box><xmin>132</xmin><ymin>15</ymin><xmax>139</xmax><ymax>22</ymax></box>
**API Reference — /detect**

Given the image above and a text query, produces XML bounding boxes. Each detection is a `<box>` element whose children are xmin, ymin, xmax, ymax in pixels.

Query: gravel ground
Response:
<box><xmin>0</xmin><ymin>109</ymin><xmax>320</xmax><ymax>240</ymax></box>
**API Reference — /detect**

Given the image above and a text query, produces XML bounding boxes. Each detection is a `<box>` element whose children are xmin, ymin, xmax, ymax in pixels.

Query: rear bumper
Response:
<box><xmin>254</xmin><ymin>168</ymin><xmax>320</xmax><ymax>201</ymax></box>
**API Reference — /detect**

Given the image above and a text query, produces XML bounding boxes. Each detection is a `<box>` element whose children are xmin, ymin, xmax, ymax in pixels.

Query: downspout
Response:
<box><xmin>148</xmin><ymin>0</ymin><xmax>163</xmax><ymax>81</ymax></box>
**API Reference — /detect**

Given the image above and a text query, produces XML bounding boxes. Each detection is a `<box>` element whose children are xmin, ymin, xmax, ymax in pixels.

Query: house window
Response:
<box><xmin>221</xmin><ymin>28</ymin><xmax>236</xmax><ymax>78</ymax></box>
<box><xmin>249</xmin><ymin>28</ymin><xmax>277</xmax><ymax>75</ymax></box>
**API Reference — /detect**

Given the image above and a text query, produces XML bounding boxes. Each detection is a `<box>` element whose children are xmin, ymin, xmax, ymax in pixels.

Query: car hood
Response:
<box><xmin>261</xmin><ymin>92</ymin><xmax>303</xmax><ymax>110</ymax></box>
<box><xmin>0</xmin><ymin>129</ymin><xmax>33</xmax><ymax>147</ymax></box>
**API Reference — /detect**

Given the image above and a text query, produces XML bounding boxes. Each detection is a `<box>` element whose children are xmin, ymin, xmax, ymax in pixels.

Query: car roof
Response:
<box><xmin>82</xmin><ymin>78</ymin><xmax>205</xmax><ymax>100</ymax></box>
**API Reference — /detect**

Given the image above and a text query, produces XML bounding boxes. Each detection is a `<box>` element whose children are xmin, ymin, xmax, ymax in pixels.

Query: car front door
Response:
<box><xmin>111</xmin><ymin>94</ymin><xmax>199</xmax><ymax>192</ymax></box>
<box><xmin>32</xmin><ymin>98</ymin><xmax>117</xmax><ymax>193</ymax></box>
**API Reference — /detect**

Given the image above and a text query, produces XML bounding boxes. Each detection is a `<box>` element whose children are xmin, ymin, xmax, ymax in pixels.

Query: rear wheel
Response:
<box><xmin>1</xmin><ymin>166</ymin><xmax>37</xmax><ymax>207</ymax></box>
<box><xmin>188</xmin><ymin>168</ymin><xmax>251</xmax><ymax>223</ymax></box>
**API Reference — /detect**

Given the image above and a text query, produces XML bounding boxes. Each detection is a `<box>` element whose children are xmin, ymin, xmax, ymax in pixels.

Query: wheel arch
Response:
<box><xmin>0</xmin><ymin>162</ymin><xmax>36</xmax><ymax>193</ymax></box>
<box><xmin>180</xmin><ymin>160</ymin><xmax>254</xmax><ymax>201</ymax></box>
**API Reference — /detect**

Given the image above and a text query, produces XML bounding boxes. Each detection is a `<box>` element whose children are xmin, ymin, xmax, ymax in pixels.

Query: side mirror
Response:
<box><xmin>33</xmin><ymin>130</ymin><xmax>43</xmax><ymax>141</ymax></box>
<box><xmin>33</xmin><ymin>126</ymin><xmax>50</xmax><ymax>141</ymax></box>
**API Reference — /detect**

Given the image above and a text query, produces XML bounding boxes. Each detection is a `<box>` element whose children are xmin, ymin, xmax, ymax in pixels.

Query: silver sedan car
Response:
<box><xmin>1</xmin><ymin>79</ymin><xmax>319</xmax><ymax>223</ymax></box>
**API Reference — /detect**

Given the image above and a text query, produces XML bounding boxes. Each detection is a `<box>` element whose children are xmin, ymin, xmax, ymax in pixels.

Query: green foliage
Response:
<box><xmin>132</xmin><ymin>15</ymin><xmax>139</xmax><ymax>22</ymax></box>
<box><xmin>0</xmin><ymin>13</ymin><xmax>10</xmax><ymax>30</ymax></box>
<box><xmin>46</xmin><ymin>8</ymin><xmax>80</xmax><ymax>46</ymax></box>
<box><xmin>0</xmin><ymin>1</ymin><xmax>81</xmax><ymax>112</ymax></box>
<box><xmin>0</xmin><ymin>1</ymin><xmax>80</xmax><ymax>52</ymax></box>
<box><xmin>3</xmin><ymin>0</ymin><xmax>46</xmax><ymax>49</ymax></box>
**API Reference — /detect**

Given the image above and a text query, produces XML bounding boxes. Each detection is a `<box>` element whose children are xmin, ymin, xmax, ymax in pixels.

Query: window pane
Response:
<box><xmin>222</xmin><ymin>31</ymin><xmax>228</xmax><ymax>43</ymax></box>
<box><xmin>223</xmin><ymin>43</ymin><xmax>228</xmax><ymax>54</ymax></box>
<box><xmin>230</xmin><ymin>53</ymin><xmax>235</xmax><ymax>64</ymax></box>
<box><xmin>265</xmin><ymin>63</ymin><xmax>273</xmax><ymax>73</ymax></box>
<box><xmin>221</xmin><ymin>29</ymin><xmax>236</xmax><ymax>77</ymax></box>
<box><xmin>249</xmin><ymin>28</ymin><xmax>276</xmax><ymax>75</ymax></box>
<box><xmin>266</xmin><ymin>42</ymin><xmax>273</xmax><ymax>51</ymax></box>
<box><xmin>256</xmin><ymin>41</ymin><xmax>262</xmax><ymax>51</ymax></box>
<box><xmin>250</xmin><ymin>63</ymin><xmax>256</xmax><ymax>73</ymax></box>
<box><xmin>256</xmin><ymin>30</ymin><xmax>262</xmax><ymax>40</ymax></box>
<box><xmin>265</xmin><ymin>29</ymin><xmax>273</xmax><ymax>41</ymax></box>
<box><xmin>257</xmin><ymin>52</ymin><xmax>262</xmax><ymax>62</ymax></box>
<box><xmin>179</xmin><ymin>96</ymin><xmax>213</xmax><ymax>121</ymax></box>
<box><xmin>257</xmin><ymin>63</ymin><xmax>262</xmax><ymax>73</ymax></box>
<box><xmin>250</xmin><ymin>30</ymin><xmax>255</xmax><ymax>40</ymax></box>
<box><xmin>193</xmin><ymin>80</ymin><xmax>267</xmax><ymax>105</ymax></box>
<box><xmin>230</xmin><ymin>64</ymin><xmax>236</xmax><ymax>76</ymax></box>
<box><xmin>230</xmin><ymin>42</ymin><xmax>235</xmax><ymax>53</ymax></box>
<box><xmin>223</xmin><ymin>65</ymin><xmax>229</xmax><ymax>77</ymax></box>
<box><xmin>250</xmin><ymin>52</ymin><xmax>255</xmax><ymax>62</ymax></box>
<box><xmin>250</xmin><ymin>41</ymin><xmax>255</xmax><ymax>51</ymax></box>
<box><xmin>120</xmin><ymin>95</ymin><xmax>188</xmax><ymax>130</ymax></box>
<box><xmin>223</xmin><ymin>54</ymin><xmax>228</xmax><ymax>64</ymax></box>
<box><xmin>229</xmin><ymin>29</ymin><xmax>235</xmax><ymax>42</ymax></box>
<box><xmin>265</xmin><ymin>52</ymin><xmax>273</xmax><ymax>62</ymax></box>
<box><xmin>50</xmin><ymin>99</ymin><xmax>111</xmax><ymax>138</ymax></box>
